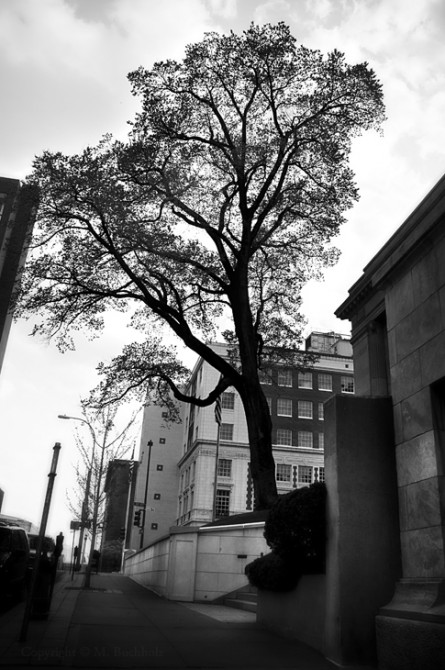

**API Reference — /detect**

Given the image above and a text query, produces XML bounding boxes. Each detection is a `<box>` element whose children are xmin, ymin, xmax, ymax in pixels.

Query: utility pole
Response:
<box><xmin>20</xmin><ymin>443</ymin><xmax>61</xmax><ymax>642</ymax></box>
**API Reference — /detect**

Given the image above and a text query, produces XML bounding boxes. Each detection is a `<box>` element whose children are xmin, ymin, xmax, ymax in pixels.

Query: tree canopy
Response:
<box><xmin>16</xmin><ymin>23</ymin><xmax>385</xmax><ymax>507</ymax></box>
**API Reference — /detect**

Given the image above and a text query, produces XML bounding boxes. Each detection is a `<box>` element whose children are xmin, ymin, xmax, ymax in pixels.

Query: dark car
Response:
<box><xmin>0</xmin><ymin>522</ymin><xmax>30</xmax><ymax>601</ymax></box>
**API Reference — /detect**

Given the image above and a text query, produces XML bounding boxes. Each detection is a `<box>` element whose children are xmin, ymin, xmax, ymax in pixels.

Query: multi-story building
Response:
<box><xmin>176</xmin><ymin>333</ymin><xmax>354</xmax><ymax>527</ymax></box>
<box><xmin>0</xmin><ymin>177</ymin><xmax>39</xmax><ymax>374</ymax></box>
<box><xmin>129</xmin><ymin>332</ymin><xmax>354</xmax><ymax>546</ymax></box>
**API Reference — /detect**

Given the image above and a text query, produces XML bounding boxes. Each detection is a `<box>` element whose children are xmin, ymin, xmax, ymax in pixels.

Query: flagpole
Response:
<box><xmin>212</xmin><ymin>392</ymin><xmax>222</xmax><ymax>522</ymax></box>
<box><xmin>212</xmin><ymin>422</ymin><xmax>221</xmax><ymax>522</ymax></box>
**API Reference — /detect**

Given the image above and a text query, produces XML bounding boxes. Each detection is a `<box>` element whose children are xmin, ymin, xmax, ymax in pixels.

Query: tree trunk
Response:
<box><xmin>239</xmin><ymin>378</ymin><xmax>278</xmax><ymax>509</ymax></box>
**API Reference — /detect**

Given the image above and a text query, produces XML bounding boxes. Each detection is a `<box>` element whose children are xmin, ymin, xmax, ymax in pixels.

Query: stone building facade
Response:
<box><xmin>334</xmin><ymin>173</ymin><xmax>445</xmax><ymax>668</ymax></box>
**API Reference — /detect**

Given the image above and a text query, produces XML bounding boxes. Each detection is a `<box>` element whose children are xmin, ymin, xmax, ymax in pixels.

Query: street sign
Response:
<box><xmin>70</xmin><ymin>520</ymin><xmax>81</xmax><ymax>531</ymax></box>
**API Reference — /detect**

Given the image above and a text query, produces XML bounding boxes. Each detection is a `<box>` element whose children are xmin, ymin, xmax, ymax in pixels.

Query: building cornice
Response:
<box><xmin>336</xmin><ymin>172</ymin><xmax>445</xmax><ymax>321</ymax></box>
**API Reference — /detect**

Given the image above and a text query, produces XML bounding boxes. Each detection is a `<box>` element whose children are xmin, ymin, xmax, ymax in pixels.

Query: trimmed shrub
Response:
<box><xmin>245</xmin><ymin>482</ymin><xmax>326</xmax><ymax>590</ymax></box>
<box><xmin>264</xmin><ymin>481</ymin><xmax>326</xmax><ymax>572</ymax></box>
<box><xmin>245</xmin><ymin>551</ymin><xmax>301</xmax><ymax>591</ymax></box>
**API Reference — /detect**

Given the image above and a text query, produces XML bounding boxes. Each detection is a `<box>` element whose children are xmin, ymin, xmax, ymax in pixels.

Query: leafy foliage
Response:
<box><xmin>245</xmin><ymin>482</ymin><xmax>327</xmax><ymax>590</ymax></box>
<box><xmin>264</xmin><ymin>481</ymin><xmax>327</xmax><ymax>570</ymax></box>
<box><xmin>15</xmin><ymin>23</ymin><xmax>384</xmax><ymax>507</ymax></box>
<box><xmin>245</xmin><ymin>551</ymin><xmax>301</xmax><ymax>592</ymax></box>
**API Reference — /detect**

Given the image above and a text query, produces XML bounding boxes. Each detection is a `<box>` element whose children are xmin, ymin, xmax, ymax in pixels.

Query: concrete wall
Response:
<box><xmin>124</xmin><ymin>522</ymin><xmax>268</xmax><ymax>602</ymax></box>
<box><xmin>124</xmin><ymin>534</ymin><xmax>171</xmax><ymax>597</ymax></box>
<box><xmin>257</xmin><ymin>575</ymin><xmax>326</xmax><ymax>653</ymax></box>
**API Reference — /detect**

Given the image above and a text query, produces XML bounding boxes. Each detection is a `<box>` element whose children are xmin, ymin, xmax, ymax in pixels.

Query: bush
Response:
<box><xmin>265</xmin><ymin>481</ymin><xmax>326</xmax><ymax>573</ymax></box>
<box><xmin>245</xmin><ymin>551</ymin><xmax>301</xmax><ymax>591</ymax></box>
<box><xmin>245</xmin><ymin>482</ymin><xmax>326</xmax><ymax>591</ymax></box>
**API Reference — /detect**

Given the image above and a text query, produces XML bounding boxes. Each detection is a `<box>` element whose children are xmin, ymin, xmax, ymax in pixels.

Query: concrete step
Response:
<box><xmin>224</xmin><ymin>597</ymin><xmax>257</xmax><ymax>613</ymax></box>
<box><xmin>231</xmin><ymin>591</ymin><xmax>257</xmax><ymax>603</ymax></box>
<box><xmin>221</xmin><ymin>584</ymin><xmax>258</xmax><ymax>613</ymax></box>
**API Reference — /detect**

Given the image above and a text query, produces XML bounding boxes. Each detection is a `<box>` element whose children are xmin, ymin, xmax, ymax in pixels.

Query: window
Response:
<box><xmin>317</xmin><ymin>467</ymin><xmax>325</xmax><ymax>483</ymax></box>
<box><xmin>265</xmin><ymin>396</ymin><xmax>272</xmax><ymax>413</ymax></box>
<box><xmin>318</xmin><ymin>373</ymin><xmax>332</xmax><ymax>391</ymax></box>
<box><xmin>276</xmin><ymin>463</ymin><xmax>291</xmax><ymax>482</ymax></box>
<box><xmin>259</xmin><ymin>368</ymin><xmax>272</xmax><ymax>384</ymax></box>
<box><xmin>277</xmin><ymin>397</ymin><xmax>292</xmax><ymax>417</ymax></box>
<box><xmin>298</xmin><ymin>465</ymin><xmax>312</xmax><ymax>483</ymax></box>
<box><xmin>156</xmin><ymin>464</ymin><xmax>163</xmax><ymax>471</ymax></box>
<box><xmin>159</xmin><ymin>437</ymin><xmax>166</xmax><ymax>444</ymax></box>
<box><xmin>276</xmin><ymin>428</ymin><xmax>293</xmax><ymax>446</ymax></box>
<box><xmin>215</xmin><ymin>489</ymin><xmax>230</xmax><ymax>517</ymax></box>
<box><xmin>297</xmin><ymin>431</ymin><xmax>313</xmax><ymax>448</ymax></box>
<box><xmin>318</xmin><ymin>433</ymin><xmax>324</xmax><ymax>449</ymax></box>
<box><xmin>318</xmin><ymin>403</ymin><xmax>324</xmax><ymax>421</ymax></box>
<box><xmin>220</xmin><ymin>423</ymin><xmax>234</xmax><ymax>441</ymax></box>
<box><xmin>298</xmin><ymin>400</ymin><xmax>313</xmax><ymax>419</ymax></box>
<box><xmin>217</xmin><ymin>458</ymin><xmax>232</xmax><ymax>477</ymax></box>
<box><xmin>298</xmin><ymin>372</ymin><xmax>312</xmax><ymax>389</ymax></box>
<box><xmin>341</xmin><ymin>376</ymin><xmax>355</xmax><ymax>394</ymax></box>
<box><xmin>221</xmin><ymin>392</ymin><xmax>235</xmax><ymax>410</ymax></box>
<box><xmin>278</xmin><ymin>369</ymin><xmax>292</xmax><ymax>387</ymax></box>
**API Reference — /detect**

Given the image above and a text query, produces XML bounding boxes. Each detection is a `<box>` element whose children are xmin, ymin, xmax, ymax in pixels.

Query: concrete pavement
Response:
<box><xmin>0</xmin><ymin>570</ymin><xmax>340</xmax><ymax>669</ymax></box>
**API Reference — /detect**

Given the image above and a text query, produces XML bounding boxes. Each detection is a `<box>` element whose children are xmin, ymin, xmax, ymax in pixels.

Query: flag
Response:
<box><xmin>214</xmin><ymin>394</ymin><xmax>222</xmax><ymax>425</ymax></box>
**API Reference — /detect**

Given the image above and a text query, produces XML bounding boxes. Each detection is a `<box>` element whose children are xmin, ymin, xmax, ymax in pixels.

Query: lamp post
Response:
<box><xmin>58</xmin><ymin>413</ymin><xmax>111</xmax><ymax>588</ymax></box>
<box><xmin>58</xmin><ymin>414</ymin><xmax>96</xmax><ymax>572</ymax></box>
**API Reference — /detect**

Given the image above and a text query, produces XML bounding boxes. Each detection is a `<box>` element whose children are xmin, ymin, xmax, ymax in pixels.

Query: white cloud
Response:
<box><xmin>0</xmin><ymin>0</ymin><xmax>216</xmax><ymax>177</ymax></box>
<box><xmin>208</xmin><ymin>0</ymin><xmax>237</xmax><ymax>19</ymax></box>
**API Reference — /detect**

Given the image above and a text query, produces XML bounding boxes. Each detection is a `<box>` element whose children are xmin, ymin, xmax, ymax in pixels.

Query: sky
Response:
<box><xmin>0</xmin><ymin>0</ymin><xmax>444</xmax><ymax>551</ymax></box>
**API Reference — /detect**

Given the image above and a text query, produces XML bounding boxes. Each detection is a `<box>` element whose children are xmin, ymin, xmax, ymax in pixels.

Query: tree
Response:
<box><xmin>65</xmin><ymin>404</ymin><xmax>137</xmax><ymax>579</ymax></box>
<box><xmin>16</xmin><ymin>23</ymin><xmax>385</xmax><ymax>509</ymax></box>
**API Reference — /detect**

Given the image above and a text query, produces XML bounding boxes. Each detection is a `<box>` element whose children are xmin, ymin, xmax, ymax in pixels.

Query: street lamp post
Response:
<box><xmin>58</xmin><ymin>414</ymin><xmax>96</xmax><ymax>572</ymax></box>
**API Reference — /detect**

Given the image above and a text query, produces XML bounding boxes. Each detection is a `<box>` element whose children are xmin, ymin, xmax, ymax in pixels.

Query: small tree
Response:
<box><xmin>16</xmin><ymin>23</ymin><xmax>385</xmax><ymax>508</ymax></box>
<box><xmin>65</xmin><ymin>404</ymin><xmax>137</xmax><ymax>571</ymax></box>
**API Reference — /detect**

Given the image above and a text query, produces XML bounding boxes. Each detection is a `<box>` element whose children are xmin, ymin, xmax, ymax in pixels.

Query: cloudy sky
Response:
<box><xmin>0</xmin><ymin>0</ymin><xmax>444</xmax><ymax>546</ymax></box>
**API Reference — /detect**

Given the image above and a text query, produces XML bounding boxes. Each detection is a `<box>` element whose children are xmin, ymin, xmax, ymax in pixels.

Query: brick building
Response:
<box><xmin>101</xmin><ymin>459</ymin><xmax>135</xmax><ymax>571</ymax></box>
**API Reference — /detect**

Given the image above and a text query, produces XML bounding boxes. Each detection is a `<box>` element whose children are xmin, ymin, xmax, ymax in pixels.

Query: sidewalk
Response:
<box><xmin>0</xmin><ymin>571</ymin><xmax>339</xmax><ymax>669</ymax></box>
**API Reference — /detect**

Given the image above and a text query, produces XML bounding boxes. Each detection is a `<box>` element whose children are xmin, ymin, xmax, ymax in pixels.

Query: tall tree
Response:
<box><xmin>16</xmin><ymin>23</ymin><xmax>385</xmax><ymax>508</ymax></box>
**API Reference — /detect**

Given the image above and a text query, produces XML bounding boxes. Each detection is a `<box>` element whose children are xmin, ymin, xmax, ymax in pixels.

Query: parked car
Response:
<box><xmin>0</xmin><ymin>521</ymin><xmax>30</xmax><ymax>601</ymax></box>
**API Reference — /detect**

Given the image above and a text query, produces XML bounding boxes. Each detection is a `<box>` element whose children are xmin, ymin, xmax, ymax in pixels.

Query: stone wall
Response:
<box><xmin>336</xmin><ymin>173</ymin><xmax>445</xmax><ymax>668</ymax></box>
